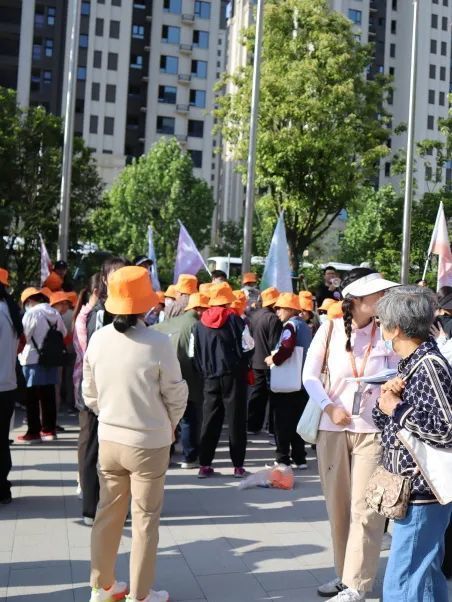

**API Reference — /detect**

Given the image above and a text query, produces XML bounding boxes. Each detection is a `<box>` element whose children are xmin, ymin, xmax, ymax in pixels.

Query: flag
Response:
<box><xmin>260</xmin><ymin>213</ymin><xmax>293</xmax><ymax>292</ymax></box>
<box><xmin>427</xmin><ymin>202</ymin><xmax>452</xmax><ymax>290</ymax></box>
<box><xmin>173</xmin><ymin>221</ymin><xmax>209</xmax><ymax>283</ymax></box>
<box><xmin>39</xmin><ymin>234</ymin><xmax>52</xmax><ymax>286</ymax></box>
<box><xmin>147</xmin><ymin>225</ymin><xmax>161</xmax><ymax>291</ymax></box>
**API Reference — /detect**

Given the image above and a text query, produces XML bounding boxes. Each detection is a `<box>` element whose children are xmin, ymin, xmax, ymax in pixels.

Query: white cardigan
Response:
<box><xmin>19</xmin><ymin>303</ymin><xmax>67</xmax><ymax>366</ymax></box>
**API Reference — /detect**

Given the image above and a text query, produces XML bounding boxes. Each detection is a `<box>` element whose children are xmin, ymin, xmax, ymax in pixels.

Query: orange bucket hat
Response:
<box><xmin>299</xmin><ymin>294</ymin><xmax>314</xmax><ymax>312</ymax></box>
<box><xmin>274</xmin><ymin>292</ymin><xmax>301</xmax><ymax>312</ymax></box>
<box><xmin>327</xmin><ymin>301</ymin><xmax>343</xmax><ymax>320</ymax></box>
<box><xmin>105</xmin><ymin>266</ymin><xmax>159</xmax><ymax>315</ymax></box>
<box><xmin>66</xmin><ymin>291</ymin><xmax>79</xmax><ymax>307</ymax></box>
<box><xmin>208</xmin><ymin>282</ymin><xmax>235</xmax><ymax>307</ymax></box>
<box><xmin>21</xmin><ymin>287</ymin><xmax>42</xmax><ymax>304</ymax></box>
<box><xmin>242</xmin><ymin>272</ymin><xmax>257</xmax><ymax>285</ymax></box>
<box><xmin>0</xmin><ymin>268</ymin><xmax>9</xmax><ymax>286</ymax></box>
<box><xmin>199</xmin><ymin>282</ymin><xmax>213</xmax><ymax>297</ymax></box>
<box><xmin>165</xmin><ymin>284</ymin><xmax>177</xmax><ymax>299</ymax></box>
<box><xmin>50</xmin><ymin>291</ymin><xmax>74</xmax><ymax>307</ymax></box>
<box><xmin>261</xmin><ymin>287</ymin><xmax>279</xmax><ymax>307</ymax></box>
<box><xmin>175</xmin><ymin>274</ymin><xmax>198</xmax><ymax>295</ymax></box>
<box><xmin>231</xmin><ymin>290</ymin><xmax>247</xmax><ymax>314</ymax></box>
<box><xmin>40</xmin><ymin>287</ymin><xmax>52</xmax><ymax>300</ymax></box>
<box><xmin>43</xmin><ymin>271</ymin><xmax>63</xmax><ymax>292</ymax></box>
<box><xmin>318</xmin><ymin>298</ymin><xmax>335</xmax><ymax>312</ymax></box>
<box><xmin>185</xmin><ymin>292</ymin><xmax>210</xmax><ymax>312</ymax></box>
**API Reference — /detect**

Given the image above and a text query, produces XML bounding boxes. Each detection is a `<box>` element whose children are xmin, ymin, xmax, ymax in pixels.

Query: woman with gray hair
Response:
<box><xmin>373</xmin><ymin>285</ymin><xmax>452</xmax><ymax>602</ymax></box>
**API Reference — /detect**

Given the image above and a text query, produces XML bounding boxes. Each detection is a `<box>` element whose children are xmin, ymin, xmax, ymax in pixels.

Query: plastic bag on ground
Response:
<box><xmin>238</xmin><ymin>465</ymin><xmax>294</xmax><ymax>490</ymax></box>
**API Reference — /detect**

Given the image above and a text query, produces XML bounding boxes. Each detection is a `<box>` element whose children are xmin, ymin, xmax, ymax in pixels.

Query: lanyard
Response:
<box><xmin>348</xmin><ymin>319</ymin><xmax>377</xmax><ymax>379</ymax></box>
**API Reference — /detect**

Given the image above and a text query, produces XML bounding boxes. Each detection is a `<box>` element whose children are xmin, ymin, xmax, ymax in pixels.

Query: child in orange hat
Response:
<box><xmin>299</xmin><ymin>291</ymin><xmax>321</xmax><ymax>335</ymax></box>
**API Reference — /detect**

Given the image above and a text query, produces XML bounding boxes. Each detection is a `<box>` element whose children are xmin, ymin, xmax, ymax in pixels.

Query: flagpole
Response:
<box><xmin>242</xmin><ymin>0</ymin><xmax>264</xmax><ymax>275</ymax></box>
<box><xmin>400</xmin><ymin>0</ymin><xmax>419</xmax><ymax>284</ymax></box>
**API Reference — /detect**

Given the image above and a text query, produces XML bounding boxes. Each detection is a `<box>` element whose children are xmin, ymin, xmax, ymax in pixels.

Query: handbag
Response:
<box><xmin>296</xmin><ymin>320</ymin><xmax>334</xmax><ymax>444</ymax></box>
<box><xmin>270</xmin><ymin>347</ymin><xmax>304</xmax><ymax>393</ymax></box>
<box><xmin>365</xmin><ymin>464</ymin><xmax>411</xmax><ymax>519</ymax></box>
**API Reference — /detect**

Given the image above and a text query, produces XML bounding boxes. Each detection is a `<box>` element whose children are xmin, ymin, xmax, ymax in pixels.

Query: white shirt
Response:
<box><xmin>19</xmin><ymin>303</ymin><xmax>66</xmax><ymax>366</ymax></box>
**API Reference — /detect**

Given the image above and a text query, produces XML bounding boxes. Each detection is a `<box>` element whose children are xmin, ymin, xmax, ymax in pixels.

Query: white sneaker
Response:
<box><xmin>330</xmin><ymin>588</ymin><xmax>366</xmax><ymax>601</ymax></box>
<box><xmin>89</xmin><ymin>580</ymin><xmax>128</xmax><ymax>601</ymax></box>
<box><xmin>317</xmin><ymin>577</ymin><xmax>346</xmax><ymax>597</ymax></box>
<box><xmin>76</xmin><ymin>483</ymin><xmax>83</xmax><ymax>500</ymax></box>
<box><xmin>180</xmin><ymin>461</ymin><xmax>199</xmax><ymax>469</ymax></box>
<box><xmin>381</xmin><ymin>531</ymin><xmax>392</xmax><ymax>551</ymax></box>
<box><xmin>292</xmin><ymin>463</ymin><xmax>308</xmax><ymax>470</ymax></box>
<box><xmin>126</xmin><ymin>591</ymin><xmax>169</xmax><ymax>602</ymax></box>
<box><xmin>84</xmin><ymin>516</ymin><xmax>94</xmax><ymax>526</ymax></box>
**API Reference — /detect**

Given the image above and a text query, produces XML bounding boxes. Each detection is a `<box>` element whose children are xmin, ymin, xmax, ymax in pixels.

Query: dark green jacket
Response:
<box><xmin>152</xmin><ymin>310</ymin><xmax>203</xmax><ymax>404</ymax></box>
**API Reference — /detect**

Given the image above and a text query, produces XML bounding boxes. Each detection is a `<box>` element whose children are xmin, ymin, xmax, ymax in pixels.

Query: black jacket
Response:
<box><xmin>248</xmin><ymin>308</ymin><xmax>282</xmax><ymax>370</ymax></box>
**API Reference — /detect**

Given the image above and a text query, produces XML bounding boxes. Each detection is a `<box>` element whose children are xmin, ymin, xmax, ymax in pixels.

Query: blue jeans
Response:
<box><xmin>383</xmin><ymin>502</ymin><xmax>452</xmax><ymax>602</ymax></box>
<box><xmin>180</xmin><ymin>399</ymin><xmax>200</xmax><ymax>462</ymax></box>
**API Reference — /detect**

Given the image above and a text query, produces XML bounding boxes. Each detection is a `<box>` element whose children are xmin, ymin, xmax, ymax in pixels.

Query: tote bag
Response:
<box><xmin>270</xmin><ymin>347</ymin><xmax>304</xmax><ymax>393</ymax></box>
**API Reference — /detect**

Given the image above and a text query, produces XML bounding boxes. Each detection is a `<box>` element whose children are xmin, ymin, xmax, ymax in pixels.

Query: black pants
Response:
<box><xmin>180</xmin><ymin>399</ymin><xmax>202</xmax><ymax>462</ymax></box>
<box><xmin>26</xmin><ymin>385</ymin><xmax>56</xmax><ymax>435</ymax></box>
<box><xmin>78</xmin><ymin>409</ymin><xmax>99</xmax><ymax>519</ymax></box>
<box><xmin>0</xmin><ymin>390</ymin><xmax>16</xmax><ymax>500</ymax></box>
<box><xmin>247</xmin><ymin>368</ymin><xmax>271</xmax><ymax>433</ymax></box>
<box><xmin>60</xmin><ymin>353</ymin><xmax>76</xmax><ymax>411</ymax></box>
<box><xmin>199</xmin><ymin>371</ymin><xmax>248</xmax><ymax>468</ymax></box>
<box><xmin>271</xmin><ymin>388</ymin><xmax>308</xmax><ymax>466</ymax></box>
<box><xmin>443</xmin><ymin>517</ymin><xmax>452</xmax><ymax>578</ymax></box>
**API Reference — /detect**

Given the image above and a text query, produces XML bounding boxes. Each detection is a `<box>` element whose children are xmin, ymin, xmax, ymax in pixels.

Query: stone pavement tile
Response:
<box><xmin>241</xmin><ymin>551</ymin><xmax>318</xmax><ymax>591</ymax></box>
<box><xmin>14</xmin><ymin>517</ymin><xmax>67</xmax><ymax>536</ymax></box>
<box><xmin>155</xmin><ymin>555</ymin><xmax>205</xmax><ymax>601</ymax></box>
<box><xmin>0</xmin><ymin>552</ymin><xmax>12</xmax><ymax>589</ymax></box>
<box><xmin>0</xmin><ymin>525</ymin><xmax>15</xmax><ymax>553</ymax></box>
<box><xmin>196</xmin><ymin>573</ymin><xmax>269</xmax><ymax>602</ymax></box>
<box><xmin>178</xmin><ymin>538</ymin><xmax>248</xmax><ymax>576</ymax></box>
<box><xmin>168</xmin><ymin>523</ymin><xmax>223</xmax><ymax>545</ymax></box>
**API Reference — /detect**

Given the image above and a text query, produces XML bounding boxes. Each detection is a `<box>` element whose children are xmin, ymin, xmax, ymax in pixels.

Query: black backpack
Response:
<box><xmin>32</xmin><ymin>319</ymin><xmax>68</xmax><ymax>367</ymax></box>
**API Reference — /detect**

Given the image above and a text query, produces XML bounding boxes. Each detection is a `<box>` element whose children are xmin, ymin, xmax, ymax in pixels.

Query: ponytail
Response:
<box><xmin>342</xmin><ymin>297</ymin><xmax>354</xmax><ymax>352</ymax></box>
<box><xmin>113</xmin><ymin>314</ymin><xmax>138</xmax><ymax>333</ymax></box>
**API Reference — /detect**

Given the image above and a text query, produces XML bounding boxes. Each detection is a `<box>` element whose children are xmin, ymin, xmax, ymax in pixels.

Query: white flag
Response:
<box><xmin>173</xmin><ymin>221</ymin><xmax>209</xmax><ymax>283</ymax></box>
<box><xmin>147</xmin><ymin>225</ymin><xmax>161</xmax><ymax>291</ymax></box>
<box><xmin>427</xmin><ymin>202</ymin><xmax>452</xmax><ymax>290</ymax></box>
<box><xmin>260</xmin><ymin>213</ymin><xmax>293</xmax><ymax>292</ymax></box>
<box><xmin>39</xmin><ymin>234</ymin><xmax>52</xmax><ymax>286</ymax></box>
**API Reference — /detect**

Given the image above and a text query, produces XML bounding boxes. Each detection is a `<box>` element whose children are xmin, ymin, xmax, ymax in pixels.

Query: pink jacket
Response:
<box><xmin>73</xmin><ymin>304</ymin><xmax>92</xmax><ymax>411</ymax></box>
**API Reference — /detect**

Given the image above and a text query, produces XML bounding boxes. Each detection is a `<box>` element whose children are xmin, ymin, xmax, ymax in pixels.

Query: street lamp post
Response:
<box><xmin>401</xmin><ymin>0</ymin><xmax>419</xmax><ymax>284</ymax></box>
<box><xmin>57</xmin><ymin>0</ymin><xmax>81</xmax><ymax>261</ymax></box>
<box><xmin>242</xmin><ymin>0</ymin><xmax>264</xmax><ymax>275</ymax></box>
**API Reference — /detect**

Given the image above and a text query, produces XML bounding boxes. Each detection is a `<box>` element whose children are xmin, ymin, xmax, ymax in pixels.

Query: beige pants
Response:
<box><xmin>317</xmin><ymin>431</ymin><xmax>385</xmax><ymax>592</ymax></box>
<box><xmin>90</xmin><ymin>440</ymin><xmax>170</xmax><ymax>599</ymax></box>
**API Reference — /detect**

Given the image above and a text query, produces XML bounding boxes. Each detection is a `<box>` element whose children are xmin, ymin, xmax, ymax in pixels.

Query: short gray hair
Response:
<box><xmin>377</xmin><ymin>285</ymin><xmax>437</xmax><ymax>341</ymax></box>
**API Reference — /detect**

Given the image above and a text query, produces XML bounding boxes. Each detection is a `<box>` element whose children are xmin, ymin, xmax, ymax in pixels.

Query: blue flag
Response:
<box><xmin>147</xmin><ymin>225</ymin><xmax>161</xmax><ymax>291</ymax></box>
<box><xmin>173</xmin><ymin>221</ymin><xmax>209</xmax><ymax>283</ymax></box>
<box><xmin>260</xmin><ymin>213</ymin><xmax>293</xmax><ymax>292</ymax></box>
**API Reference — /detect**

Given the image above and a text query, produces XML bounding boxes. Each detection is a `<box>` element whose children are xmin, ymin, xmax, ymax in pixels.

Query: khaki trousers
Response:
<box><xmin>317</xmin><ymin>431</ymin><xmax>385</xmax><ymax>592</ymax></box>
<box><xmin>90</xmin><ymin>440</ymin><xmax>170</xmax><ymax>599</ymax></box>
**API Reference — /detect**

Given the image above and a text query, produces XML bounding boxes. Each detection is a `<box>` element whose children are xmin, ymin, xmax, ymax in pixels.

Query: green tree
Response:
<box><xmin>215</xmin><ymin>0</ymin><xmax>391</xmax><ymax>270</ymax></box>
<box><xmin>91</xmin><ymin>138</ymin><xmax>214</xmax><ymax>283</ymax></box>
<box><xmin>0</xmin><ymin>87</ymin><xmax>103</xmax><ymax>288</ymax></box>
<box><xmin>210</xmin><ymin>220</ymin><xmax>243</xmax><ymax>256</ymax></box>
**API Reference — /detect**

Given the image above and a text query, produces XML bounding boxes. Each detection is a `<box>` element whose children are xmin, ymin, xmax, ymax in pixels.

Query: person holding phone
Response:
<box><xmin>316</xmin><ymin>266</ymin><xmax>342</xmax><ymax>307</ymax></box>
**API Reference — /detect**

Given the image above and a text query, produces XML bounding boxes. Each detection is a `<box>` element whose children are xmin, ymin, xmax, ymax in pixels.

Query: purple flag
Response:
<box><xmin>173</xmin><ymin>222</ymin><xmax>208</xmax><ymax>283</ymax></box>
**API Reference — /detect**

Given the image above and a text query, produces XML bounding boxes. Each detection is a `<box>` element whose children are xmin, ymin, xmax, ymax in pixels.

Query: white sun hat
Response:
<box><xmin>342</xmin><ymin>273</ymin><xmax>400</xmax><ymax>298</ymax></box>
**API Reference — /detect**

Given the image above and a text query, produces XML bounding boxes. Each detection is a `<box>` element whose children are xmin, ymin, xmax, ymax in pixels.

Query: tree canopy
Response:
<box><xmin>215</xmin><ymin>0</ymin><xmax>391</xmax><ymax>269</ymax></box>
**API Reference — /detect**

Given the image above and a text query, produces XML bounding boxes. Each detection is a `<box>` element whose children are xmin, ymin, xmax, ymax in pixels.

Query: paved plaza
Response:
<box><xmin>2</xmin><ymin>411</ymin><xmax>451</xmax><ymax>602</ymax></box>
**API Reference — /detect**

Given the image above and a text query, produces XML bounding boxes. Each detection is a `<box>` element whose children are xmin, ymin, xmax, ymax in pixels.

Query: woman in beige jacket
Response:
<box><xmin>82</xmin><ymin>266</ymin><xmax>188</xmax><ymax>602</ymax></box>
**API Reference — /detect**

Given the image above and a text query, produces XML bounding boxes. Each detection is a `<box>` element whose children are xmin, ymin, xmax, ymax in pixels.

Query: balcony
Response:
<box><xmin>145</xmin><ymin>15</ymin><xmax>152</xmax><ymax>21</ymax></box>
<box><xmin>176</xmin><ymin>103</ymin><xmax>189</xmax><ymax>113</ymax></box>
<box><xmin>144</xmin><ymin>45</ymin><xmax>150</xmax><ymax>52</ymax></box>
<box><xmin>178</xmin><ymin>73</ymin><xmax>191</xmax><ymax>84</ymax></box>
<box><xmin>140</xmin><ymin>106</ymin><xmax>147</xmax><ymax>112</ymax></box>
<box><xmin>181</xmin><ymin>13</ymin><xmax>195</xmax><ymax>24</ymax></box>
<box><xmin>176</xmin><ymin>134</ymin><xmax>188</xmax><ymax>143</ymax></box>
<box><xmin>179</xmin><ymin>43</ymin><xmax>193</xmax><ymax>54</ymax></box>
<box><xmin>141</xmin><ymin>75</ymin><xmax>149</xmax><ymax>82</ymax></box>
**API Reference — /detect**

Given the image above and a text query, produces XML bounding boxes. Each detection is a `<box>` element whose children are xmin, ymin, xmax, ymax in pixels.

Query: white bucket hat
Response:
<box><xmin>342</xmin><ymin>273</ymin><xmax>399</xmax><ymax>298</ymax></box>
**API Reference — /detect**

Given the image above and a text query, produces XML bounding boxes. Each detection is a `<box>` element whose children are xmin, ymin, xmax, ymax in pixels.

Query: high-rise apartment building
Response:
<box><xmin>0</xmin><ymin>0</ymin><xmax>227</xmax><ymax>191</ymax></box>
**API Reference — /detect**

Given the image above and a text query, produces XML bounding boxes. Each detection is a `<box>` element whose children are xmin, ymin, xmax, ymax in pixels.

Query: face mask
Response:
<box><xmin>319</xmin><ymin>315</ymin><xmax>329</xmax><ymax>324</ymax></box>
<box><xmin>384</xmin><ymin>338</ymin><xmax>394</xmax><ymax>353</ymax></box>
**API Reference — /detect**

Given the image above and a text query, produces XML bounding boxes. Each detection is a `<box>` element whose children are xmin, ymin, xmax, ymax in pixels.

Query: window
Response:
<box><xmin>132</xmin><ymin>25</ymin><xmax>145</xmax><ymax>39</ymax></box>
<box><xmin>389</xmin><ymin>66</ymin><xmax>395</xmax><ymax>76</ymax></box>
<box><xmin>81</xmin><ymin>2</ymin><xmax>90</xmax><ymax>15</ymax></box>
<box><xmin>442</xmin><ymin>16</ymin><xmax>448</xmax><ymax>31</ymax></box>
<box><xmin>112</xmin><ymin>0</ymin><xmax>121</xmax><ymax>5</ymax></box>
<box><xmin>427</xmin><ymin>115</ymin><xmax>435</xmax><ymax>130</ymax></box>
<box><xmin>195</xmin><ymin>1</ymin><xmax>211</xmax><ymax>18</ymax></box>
<box><xmin>193</xmin><ymin>30</ymin><xmax>209</xmax><ymax>48</ymax></box>
<box><xmin>128</xmin><ymin>84</ymin><xmax>141</xmax><ymax>96</ymax></box>
<box><xmin>160</xmin><ymin>55</ymin><xmax>178</xmax><ymax>73</ymax></box>
<box><xmin>391</xmin><ymin>20</ymin><xmax>396</xmax><ymax>34</ymax></box>
<box><xmin>96</xmin><ymin>18</ymin><xmax>104</xmax><ymax>36</ymax></box>
<box><xmin>44</xmin><ymin>38</ymin><xmax>53</xmax><ymax>57</ymax></box>
<box><xmin>425</xmin><ymin>165</ymin><xmax>433</xmax><ymax>181</ymax></box>
<box><xmin>34</xmin><ymin>9</ymin><xmax>45</xmax><ymax>28</ymax></box>
<box><xmin>104</xmin><ymin>117</ymin><xmax>114</xmax><ymax>135</ymax></box>
<box><xmin>392</xmin><ymin>0</ymin><xmax>397</xmax><ymax>9</ymax></box>
<box><xmin>43</xmin><ymin>70</ymin><xmax>52</xmax><ymax>83</ymax></box>
<box><xmin>428</xmin><ymin>90</ymin><xmax>435</xmax><ymax>104</ymax></box>
<box><xmin>93</xmin><ymin>50</ymin><xmax>102</xmax><ymax>68</ymax></box>
<box><xmin>432</xmin><ymin>14</ymin><xmax>438</xmax><ymax>28</ymax></box>
<box><xmin>75</xmin><ymin>98</ymin><xmax>84</xmax><ymax>113</ymax></box>
<box><xmin>110</xmin><ymin>20</ymin><xmax>120</xmax><ymax>38</ymax></box>
<box><xmin>433</xmin><ymin>0</ymin><xmax>438</xmax><ymax>3</ymax></box>
<box><xmin>348</xmin><ymin>9</ymin><xmax>362</xmax><ymax>25</ymax></box>
<box><xmin>444</xmin><ymin>0</ymin><xmax>449</xmax><ymax>6</ymax></box>
<box><xmin>47</xmin><ymin>7</ymin><xmax>56</xmax><ymax>26</ymax></box>
<box><xmin>79</xmin><ymin>34</ymin><xmax>89</xmax><ymax>48</ymax></box>
<box><xmin>127</xmin><ymin>115</ymin><xmax>139</xmax><ymax>129</ymax></box>
<box><xmin>162</xmin><ymin>25</ymin><xmax>180</xmax><ymax>44</ymax></box>
<box><xmin>429</xmin><ymin>64</ymin><xmax>436</xmax><ymax>79</ymax></box>
<box><xmin>188</xmin><ymin>119</ymin><xmax>204</xmax><ymax>138</ymax></box>
<box><xmin>390</xmin><ymin>43</ymin><xmax>396</xmax><ymax>58</ymax></box>
<box><xmin>440</xmin><ymin>66</ymin><xmax>446</xmax><ymax>81</ymax></box>
<box><xmin>189</xmin><ymin>150</ymin><xmax>202</xmax><ymax>168</ymax></box>
<box><xmin>106</xmin><ymin>84</ymin><xmax>116</xmax><ymax>103</ymax></box>
<box><xmin>89</xmin><ymin>115</ymin><xmax>98</xmax><ymax>134</ymax></box>
<box><xmin>108</xmin><ymin>52</ymin><xmax>118</xmax><ymax>70</ymax></box>
<box><xmin>131</xmin><ymin>54</ymin><xmax>143</xmax><ymax>69</ymax></box>
<box><xmin>31</xmin><ymin>69</ymin><xmax>40</xmax><ymax>91</ymax></box>
<box><xmin>384</xmin><ymin>162</ymin><xmax>391</xmax><ymax>177</ymax></box>
<box><xmin>91</xmin><ymin>82</ymin><xmax>100</xmax><ymax>101</ymax></box>
<box><xmin>163</xmin><ymin>0</ymin><xmax>181</xmax><ymax>13</ymax></box>
<box><xmin>158</xmin><ymin>85</ymin><xmax>177</xmax><ymax>104</ymax></box>
<box><xmin>190</xmin><ymin>89</ymin><xmax>206</xmax><ymax>108</ymax></box>
<box><xmin>191</xmin><ymin>59</ymin><xmax>207</xmax><ymax>78</ymax></box>
<box><xmin>156</xmin><ymin>116</ymin><xmax>175</xmax><ymax>134</ymax></box>
<box><xmin>439</xmin><ymin>91</ymin><xmax>446</xmax><ymax>106</ymax></box>
<box><xmin>33</xmin><ymin>43</ymin><xmax>41</xmax><ymax>61</ymax></box>
<box><xmin>77</xmin><ymin>66</ymin><xmax>87</xmax><ymax>80</ymax></box>
<box><xmin>441</xmin><ymin>41</ymin><xmax>447</xmax><ymax>56</ymax></box>
<box><xmin>431</xmin><ymin>39</ymin><xmax>437</xmax><ymax>54</ymax></box>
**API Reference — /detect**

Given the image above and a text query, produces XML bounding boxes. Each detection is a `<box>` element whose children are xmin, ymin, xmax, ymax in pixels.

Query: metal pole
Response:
<box><xmin>401</xmin><ymin>0</ymin><xmax>419</xmax><ymax>284</ymax></box>
<box><xmin>57</xmin><ymin>0</ymin><xmax>81</xmax><ymax>261</ymax></box>
<box><xmin>242</xmin><ymin>0</ymin><xmax>264</xmax><ymax>275</ymax></box>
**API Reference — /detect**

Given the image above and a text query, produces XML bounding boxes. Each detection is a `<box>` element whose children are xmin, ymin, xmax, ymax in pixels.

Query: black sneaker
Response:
<box><xmin>317</xmin><ymin>577</ymin><xmax>347</xmax><ymax>597</ymax></box>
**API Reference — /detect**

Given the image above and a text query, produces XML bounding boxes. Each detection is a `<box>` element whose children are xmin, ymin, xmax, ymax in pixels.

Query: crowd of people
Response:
<box><xmin>1</xmin><ymin>259</ymin><xmax>452</xmax><ymax>602</ymax></box>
